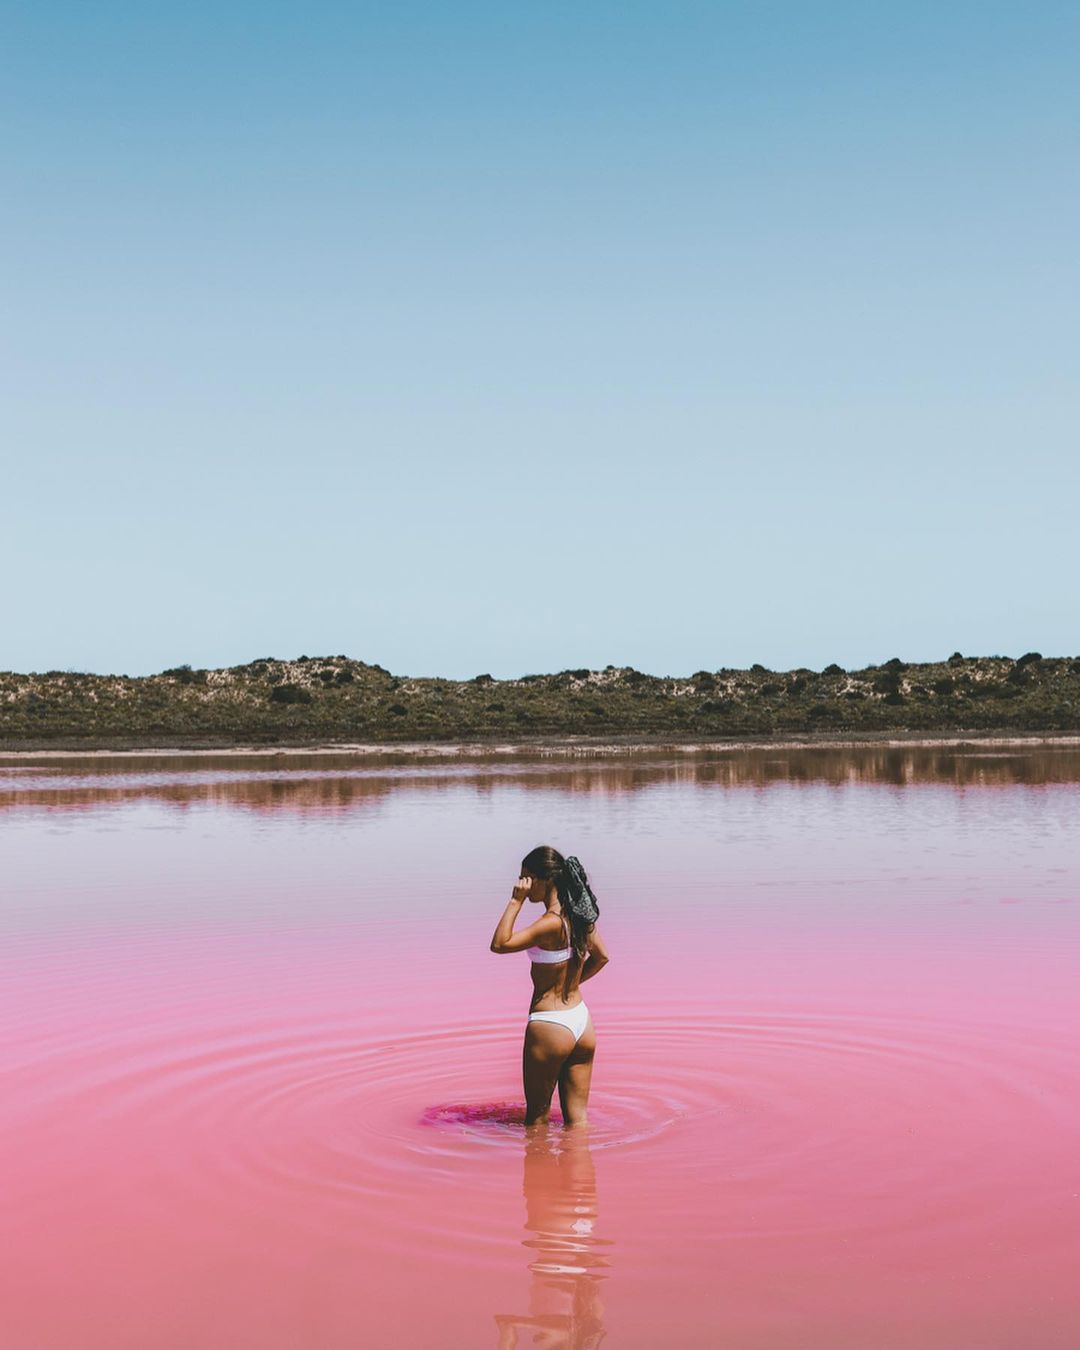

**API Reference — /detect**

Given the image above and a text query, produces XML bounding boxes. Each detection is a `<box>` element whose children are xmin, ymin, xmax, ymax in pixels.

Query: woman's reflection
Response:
<box><xmin>494</xmin><ymin>1125</ymin><xmax>610</xmax><ymax>1349</ymax></box>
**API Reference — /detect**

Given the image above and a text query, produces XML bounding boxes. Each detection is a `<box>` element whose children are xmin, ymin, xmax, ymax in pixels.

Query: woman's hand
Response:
<box><xmin>511</xmin><ymin>874</ymin><xmax>531</xmax><ymax>903</ymax></box>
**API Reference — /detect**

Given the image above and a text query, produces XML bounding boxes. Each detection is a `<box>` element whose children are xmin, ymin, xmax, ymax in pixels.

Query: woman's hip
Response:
<box><xmin>526</xmin><ymin>1001</ymin><xmax>590</xmax><ymax>1043</ymax></box>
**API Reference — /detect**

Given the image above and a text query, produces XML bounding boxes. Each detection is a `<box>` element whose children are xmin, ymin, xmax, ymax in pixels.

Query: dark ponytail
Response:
<box><xmin>520</xmin><ymin>845</ymin><xmax>601</xmax><ymax>997</ymax></box>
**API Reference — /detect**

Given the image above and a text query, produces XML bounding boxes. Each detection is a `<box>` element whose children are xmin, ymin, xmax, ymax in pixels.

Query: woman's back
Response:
<box><xmin>528</xmin><ymin>914</ymin><xmax>591</xmax><ymax>1010</ymax></box>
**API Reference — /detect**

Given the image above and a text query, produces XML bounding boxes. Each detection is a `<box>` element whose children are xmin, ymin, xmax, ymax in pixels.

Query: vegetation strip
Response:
<box><xmin>2</xmin><ymin>652</ymin><xmax>1078</xmax><ymax>749</ymax></box>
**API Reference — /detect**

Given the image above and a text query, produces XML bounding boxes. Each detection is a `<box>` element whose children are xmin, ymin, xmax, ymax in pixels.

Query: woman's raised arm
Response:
<box><xmin>490</xmin><ymin>876</ymin><xmax>563</xmax><ymax>953</ymax></box>
<box><xmin>490</xmin><ymin>905</ymin><xmax>564</xmax><ymax>953</ymax></box>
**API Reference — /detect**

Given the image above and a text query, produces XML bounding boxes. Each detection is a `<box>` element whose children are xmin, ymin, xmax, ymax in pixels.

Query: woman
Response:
<box><xmin>490</xmin><ymin>846</ymin><xmax>611</xmax><ymax>1128</ymax></box>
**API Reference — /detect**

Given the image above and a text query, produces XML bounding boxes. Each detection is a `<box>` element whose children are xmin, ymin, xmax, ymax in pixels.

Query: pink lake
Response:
<box><xmin>2</xmin><ymin>744</ymin><xmax>1079</xmax><ymax>1348</ymax></box>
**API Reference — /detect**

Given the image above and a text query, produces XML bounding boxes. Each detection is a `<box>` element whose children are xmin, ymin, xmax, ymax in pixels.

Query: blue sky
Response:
<box><xmin>4</xmin><ymin>2</ymin><xmax>1078</xmax><ymax>678</ymax></box>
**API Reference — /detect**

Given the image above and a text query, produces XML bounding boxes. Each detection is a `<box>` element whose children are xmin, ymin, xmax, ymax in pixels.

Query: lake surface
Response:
<box><xmin>3</xmin><ymin>744</ymin><xmax>1079</xmax><ymax>1348</ymax></box>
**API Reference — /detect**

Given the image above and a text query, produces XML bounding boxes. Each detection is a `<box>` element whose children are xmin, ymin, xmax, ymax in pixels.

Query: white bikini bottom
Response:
<box><xmin>527</xmin><ymin>1000</ymin><xmax>590</xmax><ymax>1044</ymax></box>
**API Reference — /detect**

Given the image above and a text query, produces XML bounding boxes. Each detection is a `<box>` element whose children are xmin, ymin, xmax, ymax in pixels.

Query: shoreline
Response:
<box><xmin>4</xmin><ymin>730</ymin><xmax>1080</xmax><ymax>760</ymax></box>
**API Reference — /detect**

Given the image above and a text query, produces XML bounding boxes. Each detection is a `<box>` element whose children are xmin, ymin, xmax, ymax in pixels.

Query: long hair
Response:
<box><xmin>520</xmin><ymin>845</ymin><xmax>600</xmax><ymax>999</ymax></box>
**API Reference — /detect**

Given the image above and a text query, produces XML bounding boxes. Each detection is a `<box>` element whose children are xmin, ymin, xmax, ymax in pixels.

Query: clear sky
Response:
<box><xmin>4</xmin><ymin>2</ymin><xmax>1078</xmax><ymax>679</ymax></box>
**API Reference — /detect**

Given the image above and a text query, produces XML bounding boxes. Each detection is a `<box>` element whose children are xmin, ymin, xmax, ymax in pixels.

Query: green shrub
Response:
<box><xmin>970</xmin><ymin>682</ymin><xmax>1003</xmax><ymax>699</ymax></box>
<box><xmin>160</xmin><ymin>665</ymin><xmax>206</xmax><ymax>685</ymax></box>
<box><xmin>270</xmin><ymin>684</ymin><xmax>312</xmax><ymax>705</ymax></box>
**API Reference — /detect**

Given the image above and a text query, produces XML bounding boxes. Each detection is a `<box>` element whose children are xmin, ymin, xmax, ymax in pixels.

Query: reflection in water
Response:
<box><xmin>495</xmin><ymin>1126</ymin><xmax>610</xmax><ymax>1349</ymax></box>
<box><xmin>3</xmin><ymin>742</ymin><xmax>1080</xmax><ymax>813</ymax></box>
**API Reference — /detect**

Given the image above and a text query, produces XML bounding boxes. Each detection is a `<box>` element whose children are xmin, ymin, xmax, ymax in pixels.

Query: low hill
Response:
<box><xmin>1</xmin><ymin>652</ymin><xmax>1077</xmax><ymax>749</ymax></box>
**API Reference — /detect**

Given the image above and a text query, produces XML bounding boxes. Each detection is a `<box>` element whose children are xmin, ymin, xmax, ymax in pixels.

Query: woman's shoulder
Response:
<box><xmin>531</xmin><ymin>909</ymin><xmax>570</xmax><ymax>949</ymax></box>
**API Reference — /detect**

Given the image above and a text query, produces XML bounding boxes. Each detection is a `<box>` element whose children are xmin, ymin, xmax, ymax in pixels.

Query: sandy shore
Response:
<box><xmin>4</xmin><ymin>732</ymin><xmax>1080</xmax><ymax>760</ymax></box>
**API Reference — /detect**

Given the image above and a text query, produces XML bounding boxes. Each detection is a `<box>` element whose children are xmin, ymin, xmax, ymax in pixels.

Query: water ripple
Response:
<box><xmin>8</xmin><ymin>1004</ymin><xmax>1076</xmax><ymax>1249</ymax></box>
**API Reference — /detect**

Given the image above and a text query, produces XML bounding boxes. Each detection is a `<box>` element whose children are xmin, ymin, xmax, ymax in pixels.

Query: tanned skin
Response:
<box><xmin>491</xmin><ymin>872</ymin><xmax>610</xmax><ymax>1127</ymax></box>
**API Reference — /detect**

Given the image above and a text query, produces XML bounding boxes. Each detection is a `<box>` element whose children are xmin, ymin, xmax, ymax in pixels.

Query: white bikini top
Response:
<box><xmin>527</xmin><ymin>945</ymin><xmax>573</xmax><ymax>965</ymax></box>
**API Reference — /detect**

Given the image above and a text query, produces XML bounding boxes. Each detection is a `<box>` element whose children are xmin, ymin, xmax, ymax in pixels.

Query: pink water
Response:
<box><xmin>3</xmin><ymin>746</ymin><xmax>1079</xmax><ymax>1348</ymax></box>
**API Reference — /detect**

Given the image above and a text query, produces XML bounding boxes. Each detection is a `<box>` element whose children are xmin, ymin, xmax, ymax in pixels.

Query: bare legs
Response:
<box><xmin>523</xmin><ymin>1014</ymin><xmax>596</xmax><ymax>1127</ymax></box>
<box><xmin>557</xmin><ymin>1035</ymin><xmax>596</xmax><ymax>1128</ymax></box>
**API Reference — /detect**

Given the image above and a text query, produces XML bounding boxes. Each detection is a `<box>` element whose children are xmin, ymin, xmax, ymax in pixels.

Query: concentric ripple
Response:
<box><xmin>7</xmin><ymin>1000</ymin><xmax>1077</xmax><ymax>1256</ymax></box>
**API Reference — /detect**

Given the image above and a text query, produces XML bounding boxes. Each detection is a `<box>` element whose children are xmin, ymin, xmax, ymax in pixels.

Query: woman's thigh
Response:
<box><xmin>557</xmin><ymin>1015</ymin><xmax>596</xmax><ymax>1125</ymax></box>
<box><xmin>522</xmin><ymin>1022</ymin><xmax>575</xmax><ymax>1120</ymax></box>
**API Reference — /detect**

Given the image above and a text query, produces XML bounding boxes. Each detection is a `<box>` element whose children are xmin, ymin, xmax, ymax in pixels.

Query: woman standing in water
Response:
<box><xmin>490</xmin><ymin>846</ymin><xmax>610</xmax><ymax>1127</ymax></box>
